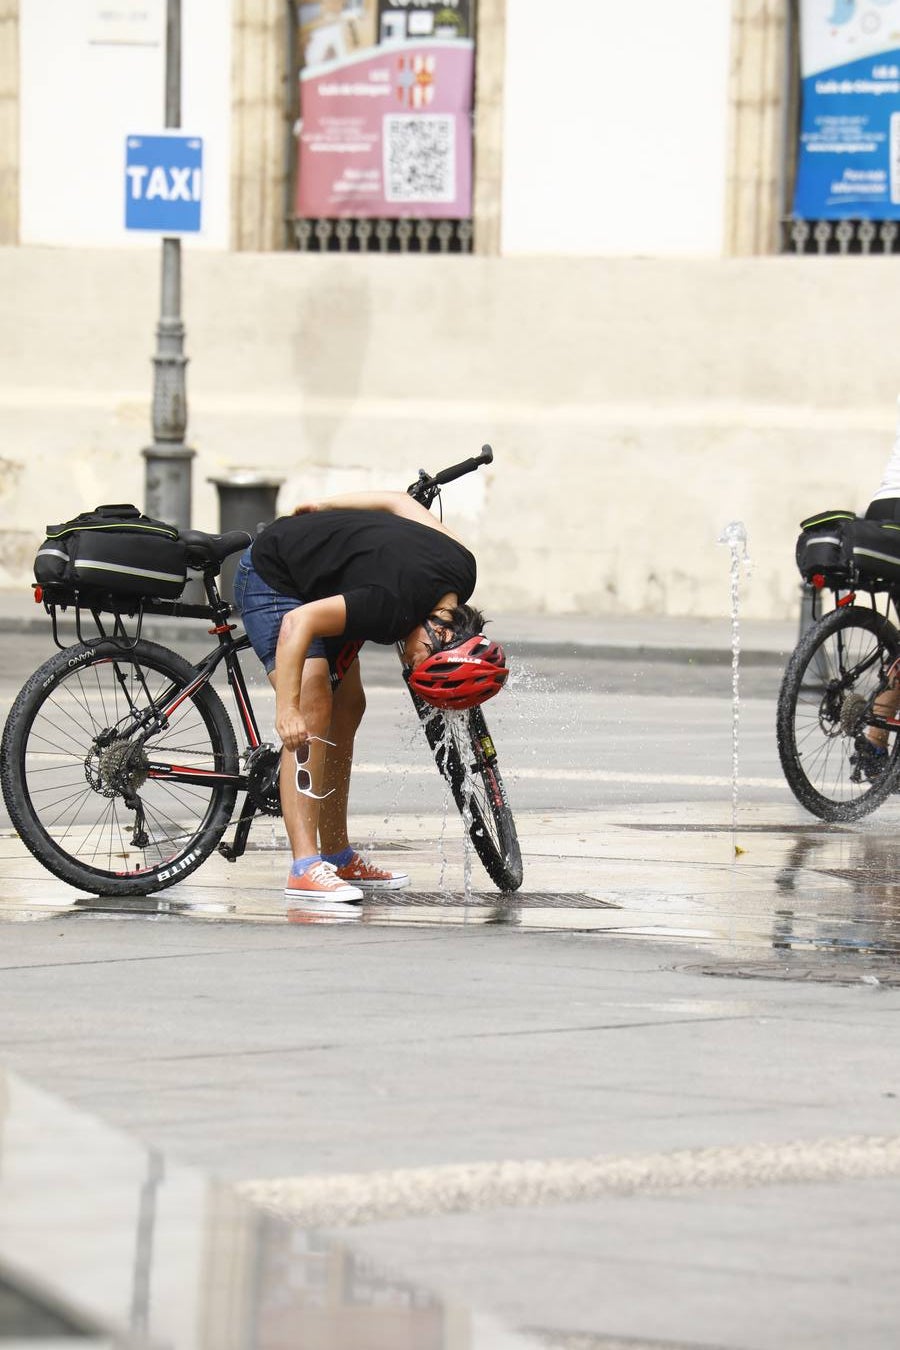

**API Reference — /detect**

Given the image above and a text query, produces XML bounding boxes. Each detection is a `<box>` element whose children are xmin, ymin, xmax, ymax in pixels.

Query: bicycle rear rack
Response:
<box><xmin>35</xmin><ymin>583</ymin><xmax>224</xmax><ymax>652</ymax></box>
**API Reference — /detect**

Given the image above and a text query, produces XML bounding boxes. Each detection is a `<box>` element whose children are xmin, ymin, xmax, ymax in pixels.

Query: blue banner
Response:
<box><xmin>794</xmin><ymin>0</ymin><xmax>900</xmax><ymax>219</ymax></box>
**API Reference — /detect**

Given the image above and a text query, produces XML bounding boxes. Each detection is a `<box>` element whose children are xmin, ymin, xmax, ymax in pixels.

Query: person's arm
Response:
<box><xmin>273</xmin><ymin>595</ymin><xmax>347</xmax><ymax>751</ymax></box>
<box><xmin>292</xmin><ymin>491</ymin><xmax>461</xmax><ymax>541</ymax></box>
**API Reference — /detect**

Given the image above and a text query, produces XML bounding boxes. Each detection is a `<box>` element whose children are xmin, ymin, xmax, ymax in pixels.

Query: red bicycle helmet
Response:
<box><xmin>406</xmin><ymin>634</ymin><xmax>509</xmax><ymax>710</ymax></box>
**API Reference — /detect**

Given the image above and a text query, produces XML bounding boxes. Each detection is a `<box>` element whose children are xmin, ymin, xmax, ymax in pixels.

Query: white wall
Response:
<box><xmin>2</xmin><ymin>247</ymin><xmax>899</xmax><ymax>623</ymax></box>
<box><xmin>19</xmin><ymin>0</ymin><xmax>232</xmax><ymax>249</ymax></box>
<box><xmin>501</xmin><ymin>0</ymin><xmax>732</xmax><ymax>256</ymax></box>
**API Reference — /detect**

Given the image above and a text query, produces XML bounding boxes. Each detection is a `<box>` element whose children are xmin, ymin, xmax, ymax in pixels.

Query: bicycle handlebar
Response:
<box><xmin>407</xmin><ymin>445</ymin><xmax>494</xmax><ymax>506</ymax></box>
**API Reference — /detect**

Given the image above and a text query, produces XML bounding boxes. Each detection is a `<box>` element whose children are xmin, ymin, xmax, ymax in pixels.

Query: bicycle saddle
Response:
<box><xmin>181</xmin><ymin>529</ymin><xmax>252</xmax><ymax>569</ymax></box>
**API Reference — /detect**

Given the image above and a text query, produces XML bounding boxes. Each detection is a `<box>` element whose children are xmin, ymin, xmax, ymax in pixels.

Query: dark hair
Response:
<box><xmin>427</xmin><ymin>602</ymin><xmax>487</xmax><ymax>653</ymax></box>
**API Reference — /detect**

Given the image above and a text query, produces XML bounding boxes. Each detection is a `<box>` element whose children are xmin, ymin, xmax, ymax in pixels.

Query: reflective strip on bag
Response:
<box><xmin>807</xmin><ymin>535</ymin><xmax>842</xmax><ymax>548</ymax></box>
<box><xmin>46</xmin><ymin>523</ymin><xmax>178</xmax><ymax>539</ymax></box>
<box><xmin>853</xmin><ymin>546</ymin><xmax>900</xmax><ymax>570</ymax></box>
<box><xmin>76</xmin><ymin>559</ymin><xmax>185</xmax><ymax>584</ymax></box>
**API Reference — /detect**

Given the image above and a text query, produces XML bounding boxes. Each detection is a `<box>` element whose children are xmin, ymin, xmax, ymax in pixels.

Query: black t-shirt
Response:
<box><xmin>251</xmin><ymin>509</ymin><xmax>477</xmax><ymax>644</ymax></box>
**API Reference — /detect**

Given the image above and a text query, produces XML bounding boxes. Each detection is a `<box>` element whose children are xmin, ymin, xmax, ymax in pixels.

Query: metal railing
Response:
<box><xmin>782</xmin><ymin>218</ymin><xmax>900</xmax><ymax>255</ymax></box>
<box><xmin>290</xmin><ymin>217</ymin><xmax>473</xmax><ymax>253</ymax></box>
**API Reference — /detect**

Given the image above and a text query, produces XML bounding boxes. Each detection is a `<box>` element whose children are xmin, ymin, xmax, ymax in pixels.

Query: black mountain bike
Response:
<box><xmin>1</xmin><ymin>448</ymin><xmax>523</xmax><ymax>896</ymax></box>
<box><xmin>777</xmin><ymin>593</ymin><xmax>900</xmax><ymax>822</ymax></box>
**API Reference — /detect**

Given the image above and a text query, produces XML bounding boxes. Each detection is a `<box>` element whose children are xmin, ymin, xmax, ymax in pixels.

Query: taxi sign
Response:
<box><xmin>125</xmin><ymin>133</ymin><xmax>203</xmax><ymax>233</ymax></box>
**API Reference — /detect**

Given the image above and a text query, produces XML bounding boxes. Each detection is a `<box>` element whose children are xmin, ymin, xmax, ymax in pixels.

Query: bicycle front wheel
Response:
<box><xmin>1</xmin><ymin>639</ymin><xmax>239</xmax><ymax>895</ymax></box>
<box><xmin>415</xmin><ymin>697</ymin><xmax>523</xmax><ymax>892</ymax></box>
<box><xmin>776</xmin><ymin>604</ymin><xmax>900</xmax><ymax>821</ymax></box>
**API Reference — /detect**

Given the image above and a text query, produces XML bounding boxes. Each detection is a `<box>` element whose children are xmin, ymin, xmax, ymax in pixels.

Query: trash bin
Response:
<box><xmin>208</xmin><ymin>470</ymin><xmax>285</xmax><ymax>603</ymax></box>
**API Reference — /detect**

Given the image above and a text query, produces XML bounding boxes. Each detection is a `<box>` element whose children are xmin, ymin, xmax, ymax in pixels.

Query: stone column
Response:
<box><xmin>231</xmin><ymin>0</ymin><xmax>289</xmax><ymax>251</ymax></box>
<box><xmin>0</xmin><ymin>0</ymin><xmax>18</xmax><ymax>245</ymax></box>
<box><xmin>473</xmin><ymin>0</ymin><xmax>505</xmax><ymax>256</ymax></box>
<box><xmin>724</xmin><ymin>0</ymin><xmax>789</xmax><ymax>256</ymax></box>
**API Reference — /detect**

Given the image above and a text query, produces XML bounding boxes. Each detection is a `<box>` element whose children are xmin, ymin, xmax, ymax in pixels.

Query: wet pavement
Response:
<box><xmin>6</xmin><ymin>799</ymin><xmax>900</xmax><ymax>975</ymax></box>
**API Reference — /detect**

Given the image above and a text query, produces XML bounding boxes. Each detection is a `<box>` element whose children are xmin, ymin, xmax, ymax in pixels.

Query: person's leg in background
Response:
<box><xmin>317</xmin><ymin>658</ymin><xmax>363</xmax><ymax>858</ymax></box>
<box><xmin>858</xmin><ymin>498</ymin><xmax>900</xmax><ymax>770</ymax></box>
<box><xmin>317</xmin><ymin>659</ymin><xmax>409</xmax><ymax>891</ymax></box>
<box><xmin>272</xmin><ymin>657</ymin><xmax>364</xmax><ymax>902</ymax></box>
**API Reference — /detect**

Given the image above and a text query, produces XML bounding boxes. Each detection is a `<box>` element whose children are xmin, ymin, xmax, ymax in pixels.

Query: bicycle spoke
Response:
<box><xmin>420</xmin><ymin>704</ymin><xmax>521</xmax><ymax>889</ymax></box>
<box><xmin>4</xmin><ymin>641</ymin><xmax>239</xmax><ymax>893</ymax></box>
<box><xmin>778</xmin><ymin>606</ymin><xmax>900</xmax><ymax>820</ymax></box>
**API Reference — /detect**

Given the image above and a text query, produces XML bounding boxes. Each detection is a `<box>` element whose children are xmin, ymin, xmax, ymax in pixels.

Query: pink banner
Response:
<box><xmin>297</xmin><ymin>40</ymin><xmax>474</xmax><ymax>218</ymax></box>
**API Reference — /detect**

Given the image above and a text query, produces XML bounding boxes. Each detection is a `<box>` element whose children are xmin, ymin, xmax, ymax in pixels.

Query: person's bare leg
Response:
<box><xmin>318</xmin><ymin>659</ymin><xmax>365</xmax><ymax>856</ymax></box>
<box><xmin>868</xmin><ymin>662</ymin><xmax>900</xmax><ymax>749</ymax></box>
<box><xmin>270</xmin><ymin>658</ymin><xmax>333</xmax><ymax>861</ymax></box>
<box><xmin>314</xmin><ymin>658</ymin><xmax>409</xmax><ymax>889</ymax></box>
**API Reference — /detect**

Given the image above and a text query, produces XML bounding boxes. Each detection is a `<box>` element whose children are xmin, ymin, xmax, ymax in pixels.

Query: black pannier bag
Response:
<box><xmin>846</xmin><ymin>517</ymin><xmax>900</xmax><ymax>587</ymax></box>
<box><xmin>795</xmin><ymin>509</ymin><xmax>855</xmax><ymax>585</ymax></box>
<box><xmin>34</xmin><ymin>504</ymin><xmax>188</xmax><ymax>601</ymax></box>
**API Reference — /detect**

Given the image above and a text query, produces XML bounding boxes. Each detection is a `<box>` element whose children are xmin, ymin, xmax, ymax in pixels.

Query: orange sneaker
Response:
<box><xmin>284</xmin><ymin>861</ymin><xmax>364</xmax><ymax>904</ymax></box>
<box><xmin>336</xmin><ymin>851</ymin><xmax>410</xmax><ymax>891</ymax></box>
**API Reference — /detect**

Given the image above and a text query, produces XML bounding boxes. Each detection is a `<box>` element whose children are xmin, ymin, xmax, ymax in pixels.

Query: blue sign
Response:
<box><xmin>125</xmin><ymin>134</ymin><xmax>203</xmax><ymax>233</ymax></box>
<box><xmin>794</xmin><ymin>1</ymin><xmax>900</xmax><ymax>219</ymax></box>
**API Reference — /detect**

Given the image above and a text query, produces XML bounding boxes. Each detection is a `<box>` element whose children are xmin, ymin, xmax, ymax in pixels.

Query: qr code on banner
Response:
<box><xmin>383</xmin><ymin>115</ymin><xmax>456</xmax><ymax>204</ymax></box>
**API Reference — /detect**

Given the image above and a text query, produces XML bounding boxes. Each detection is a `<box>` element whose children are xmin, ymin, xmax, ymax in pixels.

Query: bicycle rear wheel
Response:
<box><xmin>414</xmin><ymin>696</ymin><xmax>523</xmax><ymax>892</ymax></box>
<box><xmin>776</xmin><ymin>604</ymin><xmax>900</xmax><ymax>821</ymax></box>
<box><xmin>1</xmin><ymin>639</ymin><xmax>239</xmax><ymax>895</ymax></box>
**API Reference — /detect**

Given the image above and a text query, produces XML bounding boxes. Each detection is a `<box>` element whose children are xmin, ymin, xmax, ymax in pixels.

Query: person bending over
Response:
<box><xmin>233</xmin><ymin>490</ymin><xmax>507</xmax><ymax>906</ymax></box>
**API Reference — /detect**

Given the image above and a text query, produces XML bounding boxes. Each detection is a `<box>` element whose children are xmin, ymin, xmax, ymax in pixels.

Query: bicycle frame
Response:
<box><xmin>141</xmin><ymin>636</ymin><xmax>261</xmax><ymax>780</ymax></box>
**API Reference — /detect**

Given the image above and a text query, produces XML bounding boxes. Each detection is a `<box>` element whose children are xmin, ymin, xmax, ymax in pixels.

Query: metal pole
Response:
<box><xmin>285</xmin><ymin>0</ymin><xmax>298</xmax><ymax>249</ymax></box>
<box><xmin>780</xmin><ymin>0</ymin><xmax>800</xmax><ymax>226</ymax></box>
<box><xmin>143</xmin><ymin>0</ymin><xmax>195</xmax><ymax>529</ymax></box>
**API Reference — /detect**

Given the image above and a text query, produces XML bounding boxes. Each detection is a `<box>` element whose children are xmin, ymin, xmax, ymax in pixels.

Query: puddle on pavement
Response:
<box><xmin>0</xmin><ymin>1069</ymin><xmax>540</xmax><ymax>1350</ymax></box>
<box><xmin>683</xmin><ymin>956</ymin><xmax>900</xmax><ymax>986</ymax></box>
<box><xmin>6</xmin><ymin>809</ymin><xmax>900</xmax><ymax>980</ymax></box>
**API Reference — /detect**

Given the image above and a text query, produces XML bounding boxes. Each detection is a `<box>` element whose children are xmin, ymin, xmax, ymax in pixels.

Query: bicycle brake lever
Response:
<box><xmin>406</xmin><ymin>469</ymin><xmax>433</xmax><ymax>499</ymax></box>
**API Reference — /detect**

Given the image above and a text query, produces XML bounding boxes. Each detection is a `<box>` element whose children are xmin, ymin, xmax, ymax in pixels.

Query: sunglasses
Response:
<box><xmin>295</xmin><ymin>735</ymin><xmax>336</xmax><ymax>800</ymax></box>
<box><xmin>424</xmin><ymin>615</ymin><xmax>457</xmax><ymax>652</ymax></box>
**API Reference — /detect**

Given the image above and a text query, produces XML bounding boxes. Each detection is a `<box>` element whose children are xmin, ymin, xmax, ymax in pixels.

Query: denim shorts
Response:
<box><xmin>232</xmin><ymin>548</ymin><xmax>327</xmax><ymax>676</ymax></box>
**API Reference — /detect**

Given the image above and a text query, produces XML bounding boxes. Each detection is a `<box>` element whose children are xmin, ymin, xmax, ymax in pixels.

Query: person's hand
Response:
<box><xmin>292</xmin><ymin>503</ymin><xmax>319</xmax><ymax>516</ymax></box>
<box><xmin>276</xmin><ymin>706</ymin><xmax>309</xmax><ymax>752</ymax></box>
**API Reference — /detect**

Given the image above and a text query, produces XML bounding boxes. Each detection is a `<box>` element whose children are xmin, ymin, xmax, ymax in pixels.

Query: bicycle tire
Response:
<box><xmin>413</xmin><ymin>695</ymin><xmax>523</xmax><ymax>892</ymax></box>
<box><xmin>776</xmin><ymin>604</ymin><xmax>900</xmax><ymax>821</ymax></box>
<box><xmin>1</xmin><ymin>638</ymin><xmax>239</xmax><ymax>895</ymax></box>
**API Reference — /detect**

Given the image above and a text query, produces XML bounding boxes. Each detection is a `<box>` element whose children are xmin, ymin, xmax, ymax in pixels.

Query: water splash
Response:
<box><xmin>367</xmin><ymin>724</ymin><xmax>418</xmax><ymax>856</ymax></box>
<box><xmin>459</xmin><ymin>770</ymin><xmax>476</xmax><ymax>909</ymax></box>
<box><xmin>718</xmin><ymin>521</ymin><xmax>752</xmax><ymax>852</ymax></box>
<box><xmin>437</xmin><ymin>777</ymin><xmax>452</xmax><ymax>891</ymax></box>
<box><xmin>429</xmin><ymin>710</ymin><xmax>478</xmax><ymax>905</ymax></box>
